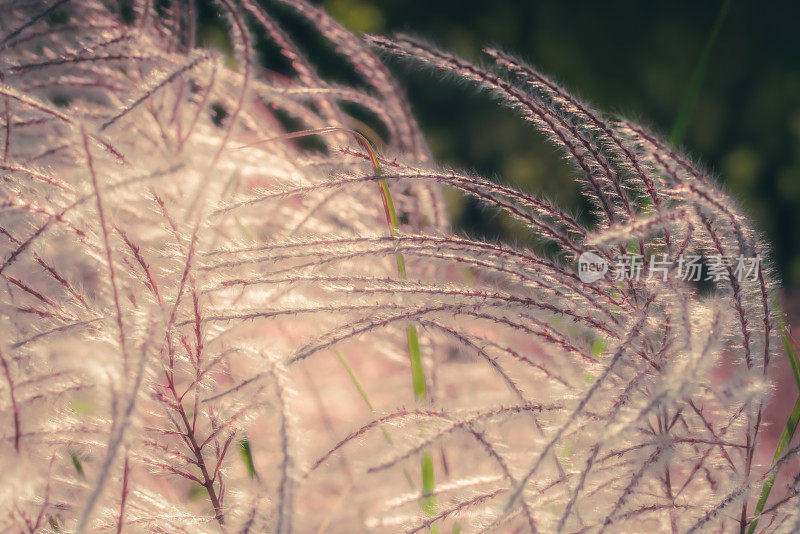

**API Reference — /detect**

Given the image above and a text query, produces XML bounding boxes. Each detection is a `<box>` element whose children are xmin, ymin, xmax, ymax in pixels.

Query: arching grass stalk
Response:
<box><xmin>239</xmin><ymin>127</ymin><xmax>436</xmax><ymax>529</ymax></box>
<box><xmin>666</xmin><ymin>8</ymin><xmax>782</xmax><ymax>530</ymax></box>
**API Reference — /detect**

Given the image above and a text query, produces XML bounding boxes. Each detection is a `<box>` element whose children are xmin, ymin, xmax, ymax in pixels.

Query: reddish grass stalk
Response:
<box><xmin>0</xmin><ymin>347</ymin><xmax>20</xmax><ymax>452</ymax></box>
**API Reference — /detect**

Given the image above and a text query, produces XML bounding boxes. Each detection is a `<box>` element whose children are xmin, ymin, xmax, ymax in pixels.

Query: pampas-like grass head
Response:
<box><xmin>0</xmin><ymin>1</ymin><xmax>796</xmax><ymax>532</ymax></box>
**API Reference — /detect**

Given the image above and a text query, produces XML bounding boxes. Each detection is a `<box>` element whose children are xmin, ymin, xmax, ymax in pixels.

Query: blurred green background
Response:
<box><xmin>317</xmin><ymin>0</ymin><xmax>800</xmax><ymax>287</ymax></box>
<box><xmin>194</xmin><ymin>0</ymin><xmax>800</xmax><ymax>287</ymax></box>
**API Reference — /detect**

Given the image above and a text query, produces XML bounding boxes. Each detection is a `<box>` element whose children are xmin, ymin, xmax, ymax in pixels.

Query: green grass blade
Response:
<box><xmin>335</xmin><ymin>348</ymin><xmax>399</xmax><ymax>448</ymax></box>
<box><xmin>358</xmin><ymin>130</ymin><xmax>437</xmax><ymax>527</ymax></box>
<box><xmin>233</xmin><ymin>215</ymin><xmax>256</xmax><ymax>242</ymax></box>
<box><xmin>747</xmin><ymin>299</ymin><xmax>800</xmax><ymax>533</ymax></box>
<box><xmin>421</xmin><ymin>450</ymin><xmax>437</xmax><ymax>516</ymax></box>
<box><xmin>407</xmin><ymin>325</ymin><xmax>427</xmax><ymax>402</ymax></box>
<box><xmin>774</xmin><ymin>296</ymin><xmax>800</xmax><ymax>390</ymax></box>
<box><xmin>335</xmin><ymin>348</ymin><xmax>421</xmax><ymax>488</ymax></box>
<box><xmin>670</xmin><ymin>0</ymin><xmax>731</xmax><ymax>146</ymax></box>
<box><xmin>379</xmin><ymin>180</ymin><xmax>400</xmax><ymax>234</ymax></box>
<box><xmin>747</xmin><ymin>395</ymin><xmax>800</xmax><ymax>533</ymax></box>
<box><xmin>335</xmin><ymin>349</ymin><xmax>376</xmax><ymax>411</ymax></box>
<box><xmin>238</xmin><ymin>438</ymin><xmax>258</xmax><ymax>479</ymax></box>
<box><xmin>396</xmin><ymin>252</ymin><xmax>408</xmax><ymax>279</ymax></box>
<box><xmin>71</xmin><ymin>452</ymin><xmax>85</xmax><ymax>477</ymax></box>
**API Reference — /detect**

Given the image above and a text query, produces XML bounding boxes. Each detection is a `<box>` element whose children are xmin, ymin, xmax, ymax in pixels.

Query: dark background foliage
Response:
<box><xmin>319</xmin><ymin>0</ymin><xmax>800</xmax><ymax>287</ymax></box>
<box><xmin>193</xmin><ymin>0</ymin><xmax>800</xmax><ymax>286</ymax></box>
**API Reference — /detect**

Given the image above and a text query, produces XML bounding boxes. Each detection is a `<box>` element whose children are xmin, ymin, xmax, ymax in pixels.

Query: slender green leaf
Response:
<box><xmin>670</xmin><ymin>0</ymin><xmax>731</xmax><ymax>145</ymax></box>
<box><xmin>774</xmin><ymin>296</ymin><xmax>800</xmax><ymax>391</ymax></box>
<box><xmin>747</xmin><ymin>395</ymin><xmax>800</xmax><ymax>533</ymax></box>
<box><xmin>379</xmin><ymin>180</ymin><xmax>400</xmax><ymax>233</ymax></box>
<box><xmin>407</xmin><ymin>326</ymin><xmax>427</xmax><ymax>402</ymax></box>
<box><xmin>71</xmin><ymin>452</ymin><xmax>85</xmax><ymax>477</ymax></box>
<box><xmin>421</xmin><ymin>450</ymin><xmax>437</xmax><ymax>516</ymax></box>
<box><xmin>354</xmin><ymin>129</ymin><xmax>437</xmax><ymax>525</ymax></box>
<box><xmin>334</xmin><ymin>348</ymin><xmax>399</xmax><ymax>448</ymax></box>
<box><xmin>747</xmin><ymin>299</ymin><xmax>800</xmax><ymax>533</ymax></box>
<box><xmin>335</xmin><ymin>349</ymin><xmax>376</xmax><ymax>411</ymax></box>
<box><xmin>238</xmin><ymin>438</ymin><xmax>258</xmax><ymax>479</ymax></box>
